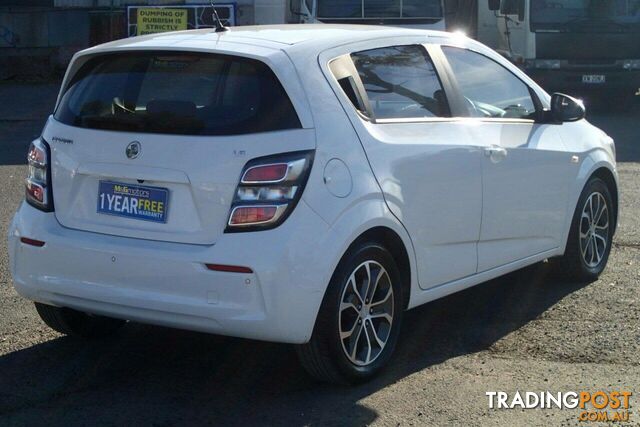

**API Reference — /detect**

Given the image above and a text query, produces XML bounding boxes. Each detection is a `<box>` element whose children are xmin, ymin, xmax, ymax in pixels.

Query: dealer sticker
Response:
<box><xmin>97</xmin><ymin>181</ymin><xmax>169</xmax><ymax>223</ymax></box>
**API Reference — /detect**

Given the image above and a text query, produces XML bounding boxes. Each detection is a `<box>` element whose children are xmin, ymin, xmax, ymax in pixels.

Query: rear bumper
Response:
<box><xmin>7</xmin><ymin>201</ymin><xmax>332</xmax><ymax>344</ymax></box>
<box><xmin>525</xmin><ymin>68</ymin><xmax>640</xmax><ymax>94</ymax></box>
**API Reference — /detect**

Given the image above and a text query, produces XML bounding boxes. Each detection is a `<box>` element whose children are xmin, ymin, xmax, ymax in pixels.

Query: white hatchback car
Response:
<box><xmin>8</xmin><ymin>25</ymin><xmax>617</xmax><ymax>384</ymax></box>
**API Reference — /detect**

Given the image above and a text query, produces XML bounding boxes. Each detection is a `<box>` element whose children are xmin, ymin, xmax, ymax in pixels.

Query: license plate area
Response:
<box><xmin>582</xmin><ymin>74</ymin><xmax>606</xmax><ymax>84</ymax></box>
<box><xmin>97</xmin><ymin>181</ymin><xmax>169</xmax><ymax>223</ymax></box>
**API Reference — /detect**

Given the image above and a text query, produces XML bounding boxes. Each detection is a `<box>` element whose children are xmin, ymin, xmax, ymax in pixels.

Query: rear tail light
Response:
<box><xmin>226</xmin><ymin>151</ymin><xmax>314</xmax><ymax>231</ymax></box>
<box><xmin>26</xmin><ymin>139</ymin><xmax>54</xmax><ymax>212</ymax></box>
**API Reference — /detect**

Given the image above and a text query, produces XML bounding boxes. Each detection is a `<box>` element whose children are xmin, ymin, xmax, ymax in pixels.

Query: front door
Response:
<box><xmin>441</xmin><ymin>45</ymin><xmax>571</xmax><ymax>272</ymax></box>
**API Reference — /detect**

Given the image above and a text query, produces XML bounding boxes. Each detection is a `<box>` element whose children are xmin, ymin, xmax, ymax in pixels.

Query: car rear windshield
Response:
<box><xmin>54</xmin><ymin>51</ymin><xmax>302</xmax><ymax>136</ymax></box>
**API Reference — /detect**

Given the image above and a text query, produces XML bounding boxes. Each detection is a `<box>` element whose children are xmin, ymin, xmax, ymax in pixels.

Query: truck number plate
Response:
<box><xmin>582</xmin><ymin>74</ymin><xmax>606</xmax><ymax>84</ymax></box>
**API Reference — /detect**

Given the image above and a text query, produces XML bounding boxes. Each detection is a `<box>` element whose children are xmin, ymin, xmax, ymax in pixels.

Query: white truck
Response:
<box><xmin>478</xmin><ymin>0</ymin><xmax>640</xmax><ymax>100</ymax></box>
<box><xmin>285</xmin><ymin>0</ymin><xmax>639</xmax><ymax>100</ymax></box>
<box><xmin>290</xmin><ymin>0</ymin><xmax>447</xmax><ymax>30</ymax></box>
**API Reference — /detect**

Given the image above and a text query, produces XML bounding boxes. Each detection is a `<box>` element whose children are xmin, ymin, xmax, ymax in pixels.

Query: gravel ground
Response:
<box><xmin>0</xmin><ymin>83</ymin><xmax>638</xmax><ymax>426</ymax></box>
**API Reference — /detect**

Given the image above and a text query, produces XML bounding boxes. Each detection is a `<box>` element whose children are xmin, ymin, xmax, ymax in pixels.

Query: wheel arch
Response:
<box><xmin>303</xmin><ymin>213</ymin><xmax>417</xmax><ymax>345</ymax></box>
<box><xmin>344</xmin><ymin>226</ymin><xmax>412</xmax><ymax>310</ymax></box>
<box><xmin>551</xmin><ymin>164</ymin><xmax>618</xmax><ymax>281</ymax></box>
<box><xmin>561</xmin><ymin>158</ymin><xmax>619</xmax><ymax>254</ymax></box>
<box><xmin>590</xmin><ymin>166</ymin><xmax>619</xmax><ymax>231</ymax></box>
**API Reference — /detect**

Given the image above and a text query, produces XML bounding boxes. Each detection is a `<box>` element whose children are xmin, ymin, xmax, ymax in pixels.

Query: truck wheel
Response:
<box><xmin>296</xmin><ymin>242</ymin><xmax>404</xmax><ymax>384</ymax></box>
<box><xmin>35</xmin><ymin>303</ymin><xmax>126</xmax><ymax>338</ymax></box>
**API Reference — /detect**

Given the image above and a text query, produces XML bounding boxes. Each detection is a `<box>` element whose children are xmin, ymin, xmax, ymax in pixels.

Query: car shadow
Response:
<box><xmin>0</xmin><ymin>262</ymin><xmax>590</xmax><ymax>426</ymax></box>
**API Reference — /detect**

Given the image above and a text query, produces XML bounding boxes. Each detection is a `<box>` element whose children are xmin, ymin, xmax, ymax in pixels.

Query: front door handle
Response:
<box><xmin>485</xmin><ymin>146</ymin><xmax>508</xmax><ymax>163</ymax></box>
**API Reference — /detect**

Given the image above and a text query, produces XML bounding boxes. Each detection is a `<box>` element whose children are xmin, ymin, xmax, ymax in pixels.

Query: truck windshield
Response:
<box><xmin>531</xmin><ymin>0</ymin><xmax>640</xmax><ymax>31</ymax></box>
<box><xmin>316</xmin><ymin>0</ymin><xmax>442</xmax><ymax>20</ymax></box>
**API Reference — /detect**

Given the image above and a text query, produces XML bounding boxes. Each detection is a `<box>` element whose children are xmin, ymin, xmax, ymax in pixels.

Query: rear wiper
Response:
<box><xmin>79</xmin><ymin>114</ymin><xmax>145</xmax><ymax>131</ymax></box>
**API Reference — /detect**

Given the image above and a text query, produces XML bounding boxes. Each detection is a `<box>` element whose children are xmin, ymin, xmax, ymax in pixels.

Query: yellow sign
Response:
<box><xmin>137</xmin><ymin>8</ymin><xmax>188</xmax><ymax>35</ymax></box>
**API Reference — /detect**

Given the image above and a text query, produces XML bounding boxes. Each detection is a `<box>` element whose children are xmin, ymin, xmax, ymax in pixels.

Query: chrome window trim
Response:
<box><xmin>374</xmin><ymin>117</ymin><xmax>535</xmax><ymax>125</ymax></box>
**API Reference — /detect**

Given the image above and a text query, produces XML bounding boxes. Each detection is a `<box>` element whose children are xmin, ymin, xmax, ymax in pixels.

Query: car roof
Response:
<box><xmin>83</xmin><ymin>24</ymin><xmax>455</xmax><ymax>56</ymax></box>
<box><xmin>215</xmin><ymin>24</ymin><xmax>436</xmax><ymax>46</ymax></box>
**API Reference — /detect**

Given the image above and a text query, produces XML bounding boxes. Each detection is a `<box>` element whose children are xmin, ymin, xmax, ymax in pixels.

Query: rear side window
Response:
<box><xmin>351</xmin><ymin>45</ymin><xmax>449</xmax><ymax>120</ymax></box>
<box><xmin>55</xmin><ymin>52</ymin><xmax>301</xmax><ymax>136</ymax></box>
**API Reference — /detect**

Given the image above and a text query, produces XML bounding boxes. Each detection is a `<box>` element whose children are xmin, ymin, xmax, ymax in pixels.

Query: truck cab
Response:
<box><xmin>480</xmin><ymin>0</ymin><xmax>640</xmax><ymax>100</ymax></box>
<box><xmin>291</xmin><ymin>0</ymin><xmax>446</xmax><ymax>30</ymax></box>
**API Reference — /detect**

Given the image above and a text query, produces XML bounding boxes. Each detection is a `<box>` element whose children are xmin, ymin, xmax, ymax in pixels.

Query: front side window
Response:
<box><xmin>55</xmin><ymin>52</ymin><xmax>301</xmax><ymax>136</ymax></box>
<box><xmin>442</xmin><ymin>47</ymin><xmax>536</xmax><ymax>120</ymax></box>
<box><xmin>351</xmin><ymin>45</ymin><xmax>449</xmax><ymax>120</ymax></box>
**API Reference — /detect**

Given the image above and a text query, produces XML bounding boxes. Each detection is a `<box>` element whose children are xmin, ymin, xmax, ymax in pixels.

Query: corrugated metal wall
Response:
<box><xmin>0</xmin><ymin>1</ymin><xmax>53</xmax><ymax>6</ymax></box>
<box><xmin>53</xmin><ymin>0</ymin><xmax>190</xmax><ymax>7</ymax></box>
<box><xmin>52</xmin><ymin>0</ymin><xmax>254</xmax><ymax>7</ymax></box>
<box><xmin>0</xmin><ymin>9</ymin><xmax>89</xmax><ymax>48</ymax></box>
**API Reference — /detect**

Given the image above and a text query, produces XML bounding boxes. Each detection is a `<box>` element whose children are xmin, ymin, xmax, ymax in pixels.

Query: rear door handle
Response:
<box><xmin>484</xmin><ymin>146</ymin><xmax>508</xmax><ymax>163</ymax></box>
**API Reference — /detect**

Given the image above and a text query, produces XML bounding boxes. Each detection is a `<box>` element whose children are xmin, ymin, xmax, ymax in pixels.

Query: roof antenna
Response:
<box><xmin>210</xmin><ymin>1</ymin><xmax>229</xmax><ymax>32</ymax></box>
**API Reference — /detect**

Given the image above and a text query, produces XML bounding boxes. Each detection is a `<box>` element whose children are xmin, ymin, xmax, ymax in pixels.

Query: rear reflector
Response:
<box><xmin>205</xmin><ymin>264</ymin><xmax>253</xmax><ymax>274</ymax></box>
<box><xmin>20</xmin><ymin>237</ymin><xmax>45</xmax><ymax>247</ymax></box>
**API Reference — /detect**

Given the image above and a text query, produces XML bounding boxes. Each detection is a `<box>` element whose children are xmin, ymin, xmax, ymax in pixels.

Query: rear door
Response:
<box><xmin>333</xmin><ymin>43</ymin><xmax>483</xmax><ymax>290</ymax></box>
<box><xmin>46</xmin><ymin>50</ymin><xmax>313</xmax><ymax>245</ymax></box>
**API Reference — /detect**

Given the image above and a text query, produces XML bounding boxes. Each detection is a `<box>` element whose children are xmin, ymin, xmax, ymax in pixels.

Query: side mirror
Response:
<box><xmin>488</xmin><ymin>0</ymin><xmax>501</xmax><ymax>11</ymax></box>
<box><xmin>501</xmin><ymin>0</ymin><xmax>525</xmax><ymax>21</ymax></box>
<box><xmin>518</xmin><ymin>0</ymin><xmax>525</xmax><ymax>22</ymax></box>
<box><xmin>550</xmin><ymin>93</ymin><xmax>586</xmax><ymax>122</ymax></box>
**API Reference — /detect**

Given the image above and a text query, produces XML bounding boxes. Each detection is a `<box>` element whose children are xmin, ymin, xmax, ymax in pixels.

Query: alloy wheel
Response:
<box><xmin>339</xmin><ymin>260</ymin><xmax>394</xmax><ymax>366</ymax></box>
<box><xmin>579</xmin><ymin>192</ymin><xmax>610</xmax><ymax>268</ymax></box>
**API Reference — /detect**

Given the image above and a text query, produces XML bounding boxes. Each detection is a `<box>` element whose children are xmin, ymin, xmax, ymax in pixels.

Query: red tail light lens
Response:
<box><xmin>242</xmin><ymin>164</ymin><xmax>288</xmax><ymax>183</ymax></box>
<box><xmin>28</xmin><ymin>144</ymin><xmax>46</xmax><ymax>166</ymax></box>
<box><xmin>25</xmin><ymin>139</ymin><xmax>54</xmax><ymax>212</ymax></box>
<box><xmin>226</xmin><ymin>151</ymin><xmax>314</xmax><ymax>232</ymax></box>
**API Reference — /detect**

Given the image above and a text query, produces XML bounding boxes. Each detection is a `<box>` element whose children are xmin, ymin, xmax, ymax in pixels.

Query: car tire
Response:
<box><xmin>35</xmin><ymin>302</ymin><xmax>126</xmax><ymax>338</ymax></box>
<box><xmin>552</xmin><ymin>177</ymin><xmax>614</xmax><ymax>282</ymax></box>
<box><xmin>296</xmin><ymin>241</ymin><xmax>404</xmax><ymax>384</ymax></box>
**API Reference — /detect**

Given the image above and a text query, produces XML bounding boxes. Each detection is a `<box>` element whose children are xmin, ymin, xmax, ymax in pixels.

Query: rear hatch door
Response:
<box><xmin>46</xmin><ymin>50</ymin><xmax>314</xmax><ymax>245</ymax></box>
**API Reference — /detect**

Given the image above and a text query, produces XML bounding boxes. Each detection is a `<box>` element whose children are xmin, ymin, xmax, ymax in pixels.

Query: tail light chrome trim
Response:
<box><xmin>228</xmin><ymin>204</ymin><xmax>288</xmax><ymax>227</ymax></box>
<box><xmin>241</xmin><ymin>158</ymin><xmax>308</xmax><ymax>184</ymax></box>
<box><xmin>241</xmin><ymin>163</ymin><xmax>288</xmax><ymax>184</ymax></box>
